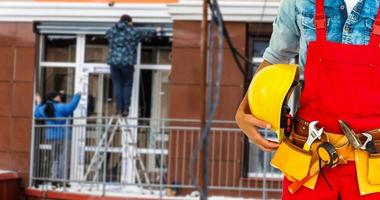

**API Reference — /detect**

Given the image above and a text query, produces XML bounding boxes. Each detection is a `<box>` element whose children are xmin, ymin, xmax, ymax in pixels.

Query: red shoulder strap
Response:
<box><xmin>370</xmin><ymin>6</ymin><xmax>380</xmax><ymax>47</ymax></box>
<box><xmin>315</xmin><ymin>0</ymin><xmax>327</xmax><ymax>41</ymax></box>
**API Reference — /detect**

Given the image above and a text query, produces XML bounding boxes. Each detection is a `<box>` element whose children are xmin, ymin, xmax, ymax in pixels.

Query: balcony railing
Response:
<box><xmin>30</xmin><ymin>117</ymin><xmax>282</xmax><ymax>199</ymax></box>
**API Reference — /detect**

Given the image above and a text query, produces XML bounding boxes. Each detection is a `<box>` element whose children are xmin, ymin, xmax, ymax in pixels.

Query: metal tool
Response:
<box><xmin>303</xmin><ymin>121</ymin><xmax>324</xmax><ymax>151</ymax></box>
<box><xmin>361</xmin><ymin>132</ymin><xmax>377</xmax><ymax>154</ymax></box>
<box><xmin>339</xmin><ymin>120</ymin><xmax>377</xmax><ymax>154</ymax></box>
<box><xmin>339</xmin><ymin>120</ymin><xmax>362</xmax><ymax>149</ymax></box>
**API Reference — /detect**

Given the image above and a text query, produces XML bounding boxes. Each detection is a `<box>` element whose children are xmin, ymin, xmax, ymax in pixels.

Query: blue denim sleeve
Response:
<box><xmin>263</xmin><ymin>0</ymin><xmax>300</xmax><ymax>64</ymax></box>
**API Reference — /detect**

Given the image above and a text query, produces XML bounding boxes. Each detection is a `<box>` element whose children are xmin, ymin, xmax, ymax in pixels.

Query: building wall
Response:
<box><xmin>169</xmin><ymin>21</ymin><xmax>246</xmax><ymax>120</ymax></box>
<box><xmin>168</xmin><ymin>20</ymin><xmax>249</xmax><ymax>195</ymax></box>
<box><xmin>0</xmin><ymin>22</ymin><xmax>36</xmax><ymax>186</ymax></box>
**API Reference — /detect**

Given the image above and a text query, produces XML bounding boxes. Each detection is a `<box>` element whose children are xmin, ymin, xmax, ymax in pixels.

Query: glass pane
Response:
<box><xmin>248</xmin><ymin>130</ymin><xmax>281</xmax><ymax>177</ymax></box>
<box><xmin>158</xmin><ymin>49</ymin><xmax>172</xmax><ymax>64</ymax></box>
<box><xmin>252</xmin><ymin>40</ymin><xmax>269</xmax><ymax>58</ymax></box>
<box><xmin>139</xmin><ymin>70</ymin><xmax>153</xmax><ymax>118</ymax></box>
<box><xmin>85</xmin><ymin>35</ymin><xmax>109</xmax><ymax>63</ymax></box>
<box><xmin>141</xmin><ymin>48</ymin><xmax>156</xmax><ymax>64</ymax></box>
<box><xmin>159</xmin><ymin>71</ymin><xmax>170</xmax><ymax>119</ymax></box>
<box><xmin>40</xmin><ymin>67</ymin><xmax>75</xmax><ymax>103</ymax></box>
<box><xmin>43</xmin><ymin>35</ymin><xmax>76</xmax><ymax>62</ymax></box>
<box><xmin>139</xmin><ymin>70</ymin><xmax>170</xmax><ymax>120</ymax></box>
<box><xmin>87</xmin><ymin>73</ymin><xmax>115</xmax><ymax>117</ymax></box>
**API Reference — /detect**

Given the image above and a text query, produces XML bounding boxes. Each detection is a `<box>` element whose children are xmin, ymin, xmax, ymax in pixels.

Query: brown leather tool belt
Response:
<box><xmin>293</xmin><ymin>117</ymin><xmax>380</xmax><ymax>153</ymax></box>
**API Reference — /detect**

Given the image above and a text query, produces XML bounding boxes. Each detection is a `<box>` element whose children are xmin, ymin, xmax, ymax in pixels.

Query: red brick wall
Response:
<box><xmin>168</xmin><ymin>21</ymin><xmax>249</xmax><ymax>196</ymax></box>
<box><xmin>0</xmin><ymin>22</ymin><xmax>36</xmax><ymax>186</ymax></box>
<box><xmin>169</xmin><ymin>21</ymin><xmax>246</xmax><ymax>120</ymax></box>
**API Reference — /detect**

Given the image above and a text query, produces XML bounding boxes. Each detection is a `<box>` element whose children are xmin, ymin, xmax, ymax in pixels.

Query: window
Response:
<box><xmin>247</xmin><ymin>130</ymin><xmax>281</xmax><ymax>178</ymax></box>
<box><xmin>87</xmin><ymin>73</ymin><xmax>114</xmax><ymax>117</ymax></box>
<box><xmin>246</xmin><ymin>25</ymin><xmax>282</xmax><ymax>178</ymax></box>
<box><xmin>43</xmin><ymin>35</ymin><xmax>76</xmax><ymax>62</ymax></box>
<box><xmin>38</xmin><ymin>34</ymin><xmax>77</xmax><ymax>102</ymax></box>
<box><xmin>85</xmin><ymin>35</ymin><xmax>108</xmax><ymax>63</ymax></box>
<box><xmin>157</xmin><ymin>49</ymin><xmax>172</xmax><ymax>64</ymax></box>
<box><xmin>40</xmin><ymin>68</ymin><xmax>75</xmax><ymax>103</ymax></box>
<box><xmin>141</xmin><ymin>47</ymin><xmax>172</xmax><ymax>65</ymax></box>
<box><xmin>246</xmin><ymin>24</ymin><xmax>298</xmax><ymax>178</ymax></box>
<box><xmin>251</xmin><ymin>39</ymin><xmax>269</xmax><ymax>72</ymax></box>
<box><xmin>34</xmin><ymin>31</ymin><xmax>172</xmax><ymax>187</ymax></box>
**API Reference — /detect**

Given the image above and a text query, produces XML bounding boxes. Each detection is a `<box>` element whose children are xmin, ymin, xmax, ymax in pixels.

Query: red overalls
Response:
<box><xmin>282</xmin><ymin>0</ymin><xmax>380</xmax><ymax>199</ymax></box>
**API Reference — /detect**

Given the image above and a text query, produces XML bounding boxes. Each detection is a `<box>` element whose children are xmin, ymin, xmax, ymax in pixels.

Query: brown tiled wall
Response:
<box><xmin>168</xmin><ymin>21</ymin><xmax>249</xmax><ymax>196</ymax></box>
<box><xmin>0</xmin><ymin>22</ymin><xmax>36</xmax><ymax>186</ymax></box>
<box><xmin>169</xmin><ymin>21</ymin><xmax>246</xmax><ymax>120</ymax></box>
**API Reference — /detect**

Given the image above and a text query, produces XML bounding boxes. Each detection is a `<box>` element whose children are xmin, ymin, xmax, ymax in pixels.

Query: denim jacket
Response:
<box><xmin>106</xmin><ymin>22</ymin><xmax>155</xmax><ymax>67</ymax></box>
<box><xmin>263</xmin><ymin>0</ymin><xmax>380</xmax><ymax>71</ymax></box>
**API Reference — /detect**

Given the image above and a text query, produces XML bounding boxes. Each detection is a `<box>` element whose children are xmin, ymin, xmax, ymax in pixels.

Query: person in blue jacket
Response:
<box><xmin>106</xmin><ymin>14</ymin><xmax>161</xmax><ymax>116</ymax></box>
<box><xmin>34</xmin><ymin>91</ymin><xmax>81</xmax><ymax>184</ymax></box>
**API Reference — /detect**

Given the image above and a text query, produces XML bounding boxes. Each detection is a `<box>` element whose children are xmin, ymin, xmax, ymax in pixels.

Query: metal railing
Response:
<box><xmin>30</xmin><ymin>117</ymin><xmax>282</xmax><ymax>199</ymax></box>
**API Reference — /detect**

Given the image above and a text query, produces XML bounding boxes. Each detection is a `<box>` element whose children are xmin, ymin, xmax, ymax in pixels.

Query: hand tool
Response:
<box><xmin>339</xmin><ymin>120</ymin><xmax>377</xmax><ymax>154</ymax></box>
<box><xmin>289</xmin><ymin>134</ymin><xmax>349</xmax><ymax>194</ymax></box>
<box><xmin>303</xmin><ymin>121</ymin><xmax>324</xmax><ymax>151</ymax></box>
<box><xmin>317</xmin><ymin>142</ymin><xmax>339</xmax><ymax>168</ymax></box>
<box><xmin>288</xmin><ymin>154</ymin><xmax>324</xmax><ymax>194</ymax></box>
<box><xmin>361</xmin><ymin>132</ymin><xmax>377</xmax><ymax>154</ymax></box>
<box><xmin>339</xmin><ymin>120</ymin><xmax>362</xmax><ymax>149</ymax></box>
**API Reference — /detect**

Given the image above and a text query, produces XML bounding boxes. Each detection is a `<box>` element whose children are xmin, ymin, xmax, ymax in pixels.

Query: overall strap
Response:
<box><xmin>370</xmin><ymin>5</ymin><xmax>380</xmax><ymax>47</ymax></box>
<box><xmin>315</xmin><ymin>0</ymin><xmax>327</xmax><ymax>41</ymax></box>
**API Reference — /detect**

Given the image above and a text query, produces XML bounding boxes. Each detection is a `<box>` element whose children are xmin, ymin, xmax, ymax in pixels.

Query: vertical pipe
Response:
<box><xmin>200</xmin><ymin>0</ymin><xmax>209</xmax><ymax>199</ymax></box>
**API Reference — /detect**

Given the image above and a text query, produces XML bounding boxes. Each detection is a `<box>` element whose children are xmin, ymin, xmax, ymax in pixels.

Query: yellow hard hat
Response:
<box><xmin>247</xmin><ymin>64</ymin><xmax>299</xmax><ymax>141</ymax></box>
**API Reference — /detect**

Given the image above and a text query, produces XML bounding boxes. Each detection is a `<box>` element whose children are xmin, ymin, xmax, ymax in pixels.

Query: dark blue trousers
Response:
<box><xmin>110</xmin><ymin>65</ymin><xmax>134</xmax><ymax>113</ymax></box>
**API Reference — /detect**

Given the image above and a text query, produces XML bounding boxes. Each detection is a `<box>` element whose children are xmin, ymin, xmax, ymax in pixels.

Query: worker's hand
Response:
<box><xmin>235</xmin><ymin>95</ymin><xmax>279</xmax><ymax>152</ymax></box>
<box><xmin>35</xmin><ymin>93</ymin><xmax>42</xmax><ymax>105</ymax></box>
<box><xmin>76</xmin><ymin>91</ymin><xmax>82</xmax><ymax>96</ymax></box>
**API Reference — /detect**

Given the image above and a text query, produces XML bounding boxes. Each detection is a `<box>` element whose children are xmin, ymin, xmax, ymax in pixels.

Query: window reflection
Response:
<box><xmin>141</xmin><ymin>48</ymin><xmax>172</xmax><ymax>64</ymax></box>
<box><xmin>40</xmin><ymin>67</ymin><xmax>75</xmax><ymax>103</ymax></box>
<box><xmin>158</xmin><ymin>49</ymin><xmax>172</xmax><ymax>64</ymax></box>
<box><xmin>141</xmin><ymin>49</ymin><xmax>156</xmax><ymax>64</ymax></box>
<box><xmin>85</xmin><ymin>35</ymin><xmax>109</xmax><ymax>63</ymax></box>
<box><xmin>43</xmin><ymin>35</ymin><xmax>76</xmax><ymax>62</ymax></box>
<box><xmin>87</xmin><ymin>73</ymin><xmax>115</xmax><ymax>117</ymax></box>
<box><xmin>252</xmin><ymin>40</ymin><xmax>269</xmax><ymax>58</ymax></box>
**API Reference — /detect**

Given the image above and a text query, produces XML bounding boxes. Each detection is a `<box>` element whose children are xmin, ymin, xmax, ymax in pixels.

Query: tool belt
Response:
<box><xmin>270</xmin><ymin>117</ymin><xmax>380</xmax><ymax>195</ymax></box>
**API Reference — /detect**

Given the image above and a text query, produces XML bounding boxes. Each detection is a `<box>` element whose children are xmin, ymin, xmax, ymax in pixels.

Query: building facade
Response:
<box><xmin>0</xmin><ymin>0</ymin><xmax>282</xmax><ymax>199</ymax></box>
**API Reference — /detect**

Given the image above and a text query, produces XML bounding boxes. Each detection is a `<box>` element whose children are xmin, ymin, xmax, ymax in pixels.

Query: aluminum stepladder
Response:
<box><xmin>82</xmin><ymin>116</ymin><xmax>151</xmax><ymax>193</ymax></box>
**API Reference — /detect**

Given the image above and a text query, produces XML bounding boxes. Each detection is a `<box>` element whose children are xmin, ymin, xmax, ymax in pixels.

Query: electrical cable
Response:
<box><xmin>189</xmin><ymin>0</ymin><xmax>215</xmax><ymax>196</ymax></box>
<box><xmin>189</xmin><ymin>0</ymin><xmax>270</xmax><ymax>198</ymax></box>
<box><xmin>208</xmin><ymin>3</ymin><xmax>246</xmax><ymax>74</ymax></box>
<box><xmin>188</xmin><ymin>0</ymin><xmax>224</xmax><ymax>199</ymax></box>
<box><xmin>208</xmin><ymin>1</ymin><xmax>256</xmax><ymax>81</ymax></box>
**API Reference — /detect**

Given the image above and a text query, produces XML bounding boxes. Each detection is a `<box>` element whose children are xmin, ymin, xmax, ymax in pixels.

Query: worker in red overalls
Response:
<box><xmin>236</xmin><ymin>0</ymin><xmax>380</xmax><ymax>199</ymax></box>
